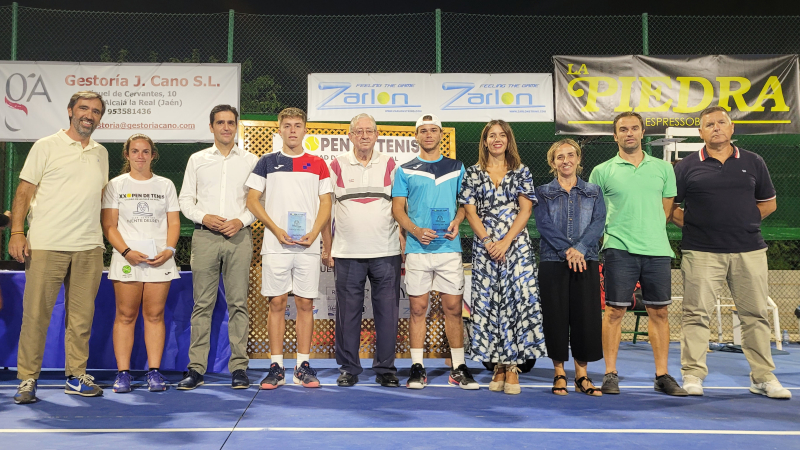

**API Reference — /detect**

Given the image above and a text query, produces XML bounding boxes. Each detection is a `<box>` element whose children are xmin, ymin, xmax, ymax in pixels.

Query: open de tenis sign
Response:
<box><xmin>554</xmin><ymin>54</ymin><xmax>799</xmax><ymax>135</ymax></box>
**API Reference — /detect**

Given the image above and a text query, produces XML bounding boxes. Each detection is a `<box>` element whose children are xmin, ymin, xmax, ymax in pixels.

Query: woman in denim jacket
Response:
<box><xmin>533</xmin><ymin>139</ymin><xmax>606</xmax><ymax>396</ymax></box>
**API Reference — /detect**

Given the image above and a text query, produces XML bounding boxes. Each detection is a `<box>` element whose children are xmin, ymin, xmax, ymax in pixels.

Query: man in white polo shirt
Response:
<box><xmin>321</xmin><ymin>113</ymin><xmax>403</xmax><ymax>387</ymax></box>
<box><xmin>10</xmin><ymin>91</ymin><xmax>109</xmax><ymax>404</ymax></box>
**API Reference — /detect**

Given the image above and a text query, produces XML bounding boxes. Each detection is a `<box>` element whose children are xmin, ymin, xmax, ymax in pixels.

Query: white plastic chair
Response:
<box><xmin>671</xmin><ymin>294</ymin><xmax>782</xmax><ymax>350</ymax></box>
<box><xmin>720</xmin><ymin>295</ymin><xmax>782</xmax><ymax>351</ymax></box>
<box><xmin>659</xmin><ymin>127</ymin><xmax>704</xmax><ymax>163</ymax></box>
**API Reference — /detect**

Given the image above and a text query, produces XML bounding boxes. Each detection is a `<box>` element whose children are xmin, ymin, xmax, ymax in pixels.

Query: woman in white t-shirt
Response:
<box><xmin>101</xmin><ymin>134</ymin><xmax>180</xmax><ymax>394</ymax></box>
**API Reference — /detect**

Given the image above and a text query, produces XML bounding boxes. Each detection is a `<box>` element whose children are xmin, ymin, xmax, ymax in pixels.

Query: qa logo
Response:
<box><xmin>4</xmin><ymin>72</ymin><xmax>52</xmax><ymax>132</ymax></box>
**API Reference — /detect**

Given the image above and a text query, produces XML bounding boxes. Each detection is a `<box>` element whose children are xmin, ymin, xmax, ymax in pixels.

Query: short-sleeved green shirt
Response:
<box><xmin>588</xmin><ymin>152</ymin><xmax>676</xmax><ymax>257</ymax></box>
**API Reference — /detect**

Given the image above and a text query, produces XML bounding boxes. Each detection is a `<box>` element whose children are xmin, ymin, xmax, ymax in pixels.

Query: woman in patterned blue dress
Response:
<box><xmin>458</xmin><ymin>119</ymin><xmax>547</xmax><ymax>395</ymax></box>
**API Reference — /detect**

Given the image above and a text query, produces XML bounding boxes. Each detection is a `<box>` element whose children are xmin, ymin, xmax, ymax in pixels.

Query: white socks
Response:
<box><xmin>450</xmin><ymin>347</ymin><xmax>465</xmax><ymax>368</ymax></box>
<box><xmin>411</xmin><ymin>348</ymin><xmax>424</xmax><ymax>367</ymax></box>
<box><xmin>271</xmin><ymin>355</ymin><xmax>284</xmax><ymax>368</ymax></box>
<box><xmin>297</xmin><ymin>353</ymin><xmax>310</xmax><ymax>367</ymax></box>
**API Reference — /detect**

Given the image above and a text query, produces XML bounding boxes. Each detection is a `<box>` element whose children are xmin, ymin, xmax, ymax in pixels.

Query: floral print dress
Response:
<box><xmin>458</xmin><ymin>164</ymin><xmax>547</xmax><ymax>364</ymax></box>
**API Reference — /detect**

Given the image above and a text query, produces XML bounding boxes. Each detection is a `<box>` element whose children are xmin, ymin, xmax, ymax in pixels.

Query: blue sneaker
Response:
<box><xmin>146</xmin><ymin>370</ymin><xmax>167</xmax><ymax>392</ymax></box>
<box><xmin>113</xmin><ymin>372</ymin><xmax>132</xmax><ymax>393</ymax></box>
<box><xmin>66</xmin><ymin>374</ymin><xmax>103</xmax><ymax>397</ymax></box>
<box><xmin>14</xmin><ymin>379</ymin><xmax>37</xmax><ymax>404</ymax></box>
<box><xmin>293</xmin><ymin>361</ymin><xmax>320</xmax><ymax>388</ymax></box>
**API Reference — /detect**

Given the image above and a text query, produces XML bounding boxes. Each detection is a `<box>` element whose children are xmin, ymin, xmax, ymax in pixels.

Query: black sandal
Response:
<box><xmin>575</xmin><ymin>376</ymin><xmax>602</xmax><ymax>396</ymax></box>
<box><xmin>552</xmin><ymin>374</ymin><xmax>568</xmax><ymax>395</ymax></box>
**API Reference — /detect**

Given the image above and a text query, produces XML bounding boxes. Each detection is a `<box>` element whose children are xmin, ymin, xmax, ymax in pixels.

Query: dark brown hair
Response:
<box><xmin>120</xmin><ymin>134</ymin><xmax>158</xmax><ymax>175</ymax></box>
<box><xmin>478</xmin><ymin>119</ymin><xmax>521</xmax><ymax>172</ymax></box>
<box><xmin>209</xmin><ymin>104</ymin><xmax>239</xmax><ymax>124</ymax></box>
<box><xmin>612</xmin><ymin>111</ymin><xmax>644</xmax><ymax>134</ymax></box>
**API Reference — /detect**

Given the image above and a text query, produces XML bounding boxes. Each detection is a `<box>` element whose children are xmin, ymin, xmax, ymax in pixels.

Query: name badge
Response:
<box><xmin>288</xmin><ymin>211</ymin><xmax>307</xmax><ymax>241</ymax></box>
<box><xmin>430</xmin><ymin>207</ymin><xmax>450</xmax><ymax>237</ymax></box>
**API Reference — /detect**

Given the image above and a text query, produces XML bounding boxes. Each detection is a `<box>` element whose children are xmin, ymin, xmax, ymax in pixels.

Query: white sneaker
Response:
<box><xmin>750</xmin><ymin>376</ymin><xmax>792</xmax><ymax>399</ymax></box>
<box><xmin>682</xmin><ymin>374</ymin><xmax>704</xmax><ymax>396</ymax></box>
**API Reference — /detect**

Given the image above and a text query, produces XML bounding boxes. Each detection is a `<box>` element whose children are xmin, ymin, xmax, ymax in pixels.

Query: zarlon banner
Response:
<box><xmin>0</xmin><ymin>61</ymin><xmax>240</xmax><ymax>142</ymax></box>
<box><xmin>307</xmin><ymin>73</ymin><xmax>553</xmax><ymax>122</ymax></box>
<box><xmin>554</xmin><ymin>55</ymin><xmax>800</xmax><ymax>135</ymax></box>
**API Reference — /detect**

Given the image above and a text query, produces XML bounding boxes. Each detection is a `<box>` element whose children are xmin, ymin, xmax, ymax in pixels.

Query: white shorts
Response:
<box><xmin>404</xmin><ymin>252</ymin><xmax>465</xmax><ymax>296</ymax></box>
<box><xmin>108</xmin><ymin>252</ymin><xmax>180</xmax><ymax>282</ymax></box>
<box><xmin>261</xmin><ymin>252</ymin><xmax>321</xmax><ymax>299</ymax></box>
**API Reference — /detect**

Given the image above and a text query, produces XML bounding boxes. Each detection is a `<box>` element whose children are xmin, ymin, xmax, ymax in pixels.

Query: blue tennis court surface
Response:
<box><xmin>1</xmin><ymin>342</ymin><xmax>798</xmax><ymax>449</ymax></box>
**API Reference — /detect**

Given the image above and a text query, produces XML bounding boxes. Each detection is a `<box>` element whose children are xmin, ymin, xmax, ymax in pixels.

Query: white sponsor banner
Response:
<box><xmin>308</xmin><ymin>73</ymin><xmax>427</xmax><ymax>121</ymax></box>
<box><xmin>308</xmin><ymin>73</ymin><xmax>553</xmax><ymax>122</ymax></box>
<box><xmin>0</xmin><ymin>61</ymin><xmax>240</xmax><ymax>142</ymax></box>
<box><xmin>430</xmin><ymin>73</ymin><xmax>553</xmax><ymax>122</ymax></box>
<box><xmin>273</xmin><ymin>132</ymin><xmax>421</xmax><ymax>166</ymax></box>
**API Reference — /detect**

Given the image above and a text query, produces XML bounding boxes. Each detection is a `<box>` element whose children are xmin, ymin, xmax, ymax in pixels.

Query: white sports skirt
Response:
<box><xmin>108</xmin><ymin>252</ymin><xmax>181</xmax><ymax>282</ymax></box>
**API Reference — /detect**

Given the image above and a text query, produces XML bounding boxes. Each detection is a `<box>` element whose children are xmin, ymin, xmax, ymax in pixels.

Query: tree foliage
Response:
<box><xmin>98</xmin><ymin>46</ymin><xmax>282</xmax><ymax>114</ymax></box>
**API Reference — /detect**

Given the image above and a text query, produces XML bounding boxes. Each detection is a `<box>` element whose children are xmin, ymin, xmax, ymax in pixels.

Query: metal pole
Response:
<box><xmin>642</xmin><ymin>12</ymin><xmax>649</xmax><ymax>56</ymax></box>
<box><xmin>227</xmin><ymin>9</ymin><xmax>234</xmax><ymax>63</ymax></box>
<box><xmin>642</xmin><ymin>13</ymin><xmax>652</xmax><ymax>155</ymax></box>
<box><xmin>435</xmin><ymin>9</ymin><xmax>441</xmax><ymax>73</ymax></box>
<box><xmin>4</xmin><ymin>2</ymin><xmax>19</xmax><ymax>260</ymax></box>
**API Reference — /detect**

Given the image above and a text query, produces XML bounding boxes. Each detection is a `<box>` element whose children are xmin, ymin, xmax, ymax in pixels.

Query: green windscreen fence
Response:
<box><xmin>2</xmin><ymin>5</ymin><xmax>800</xmax><ymax>340</ymax></box>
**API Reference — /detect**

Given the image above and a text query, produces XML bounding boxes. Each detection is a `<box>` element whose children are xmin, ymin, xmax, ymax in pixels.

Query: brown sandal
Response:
<box><xmin>552</xmin><ymin>374</ymin><xmax>568</xmax><ymax>396</ymax></box>
<box><xmin>575</xmin><ymin>376</ymin><xmax>602</xmax><ymax>396</ymax></box>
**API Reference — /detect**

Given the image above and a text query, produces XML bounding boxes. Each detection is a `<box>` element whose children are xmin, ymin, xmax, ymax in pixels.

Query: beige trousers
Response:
<box><xmin>17</xmin><ymin>248</ymin><xmax>104</xmax><ymax>380</ymax></box>
<box><xmin>187</xmin><ymin>228</ymin><xmax>253</xmax><ymax>374</ymax></box>
<box><xmin>680</xmin><ymin>248</ymin><xmax>777</xmax><ymax>383</ymax></box>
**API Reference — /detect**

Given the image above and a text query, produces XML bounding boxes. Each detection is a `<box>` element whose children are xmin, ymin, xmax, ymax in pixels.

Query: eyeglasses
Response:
<box><xmin>351</xmin><ymin>129</ymin><xmax>376</xmax><ymax>136</ymax></box>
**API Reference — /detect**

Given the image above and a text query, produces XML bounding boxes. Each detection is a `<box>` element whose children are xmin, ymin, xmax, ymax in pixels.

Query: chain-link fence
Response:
<box><xmin>2</xmin><ymin>5</ymin><xmax>800</xmax><ymax>342</ymax></box>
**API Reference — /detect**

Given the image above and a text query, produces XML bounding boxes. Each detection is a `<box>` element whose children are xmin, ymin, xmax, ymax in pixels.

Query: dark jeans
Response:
<box><xmin>334</xmin><ymin>255</ymin><xmax>401</xmax><ymax>376</ymax></box>
<box><xmin>538</xmin><ymin>260</ymin><xmax>603</xmax><ymax>363</ymax></box>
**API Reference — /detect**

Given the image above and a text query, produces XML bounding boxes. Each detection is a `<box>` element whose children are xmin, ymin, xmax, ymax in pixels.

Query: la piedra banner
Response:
<box><xmin>554</xmin><ymin>55</ymin><xmax>800</xmax><ymax>135</ymax></box>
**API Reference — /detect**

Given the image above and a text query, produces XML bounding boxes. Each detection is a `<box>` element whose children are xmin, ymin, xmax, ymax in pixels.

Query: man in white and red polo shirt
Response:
<box><xmin>322</xmin><ymin>113</ymin><xmax>403</xmax><ymax>388</ymax></box>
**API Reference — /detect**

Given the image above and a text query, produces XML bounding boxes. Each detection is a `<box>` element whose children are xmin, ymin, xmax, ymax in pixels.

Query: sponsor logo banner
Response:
<box><xmin>308</xmin><ymin>73</ymin><xmax>553</xmax><ymax>122</ymax></box>
<box><xmin>308</xmin><ymin>73</ymin><xmax>426</xmax><ymax>121</ymax></box>
<box><xmin>430</xmin><ymin>73</ymin><xmax>553</xmax><ymax>122</ymax></box>
<box><xmin>0</xmin><ymin>61</ymin><xmax>240</xmax><ymax>142</ymax></box>
<box><xmin>554</xmin><ymin>55</ymin><xmax>800</xmax><ymax>135</ymax></box>
<box><xmin>272</xmin><ymin>131</ymin><xmax>421</xmax><ymax>165</ymax></box>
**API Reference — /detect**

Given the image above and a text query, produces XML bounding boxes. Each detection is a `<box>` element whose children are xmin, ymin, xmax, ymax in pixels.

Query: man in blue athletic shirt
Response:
<box><xmin>392</xmin><ymin>114</ymin><xmax>479</xmax><ymax>390</ymax></box>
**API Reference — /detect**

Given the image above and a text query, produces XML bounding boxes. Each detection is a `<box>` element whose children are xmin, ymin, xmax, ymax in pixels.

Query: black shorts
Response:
<box><xmin>602</xmin><ymin>248</ymin><xmax>672</xmax><ymax>307</ymax></box>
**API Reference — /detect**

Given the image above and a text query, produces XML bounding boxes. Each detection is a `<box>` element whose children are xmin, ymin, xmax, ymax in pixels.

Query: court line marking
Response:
<box><xmin>1</xmin><ymin>427</ymin><xmax>798</xmax><ymax>436</ymax></box>
<box><xmin>266</xmin><ymin>428</ymin><xmax>800</xmax><ymax>435</ymax></box>
<box><xmin>0</xmin><ymin>384</ymin><xmax>797</xmax><ymax>390</ymax></box>
<box><xmin>0</xmin><ymin>428</ymin><xmax>263</xmax><ymax>433</ymax></box>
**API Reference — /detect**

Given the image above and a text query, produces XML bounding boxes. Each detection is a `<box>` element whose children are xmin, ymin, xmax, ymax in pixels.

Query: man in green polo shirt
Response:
<box><xmin>589</xmin><ymin>111</ymin><xmax>687</xmax><ymax>396</ymax></box>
